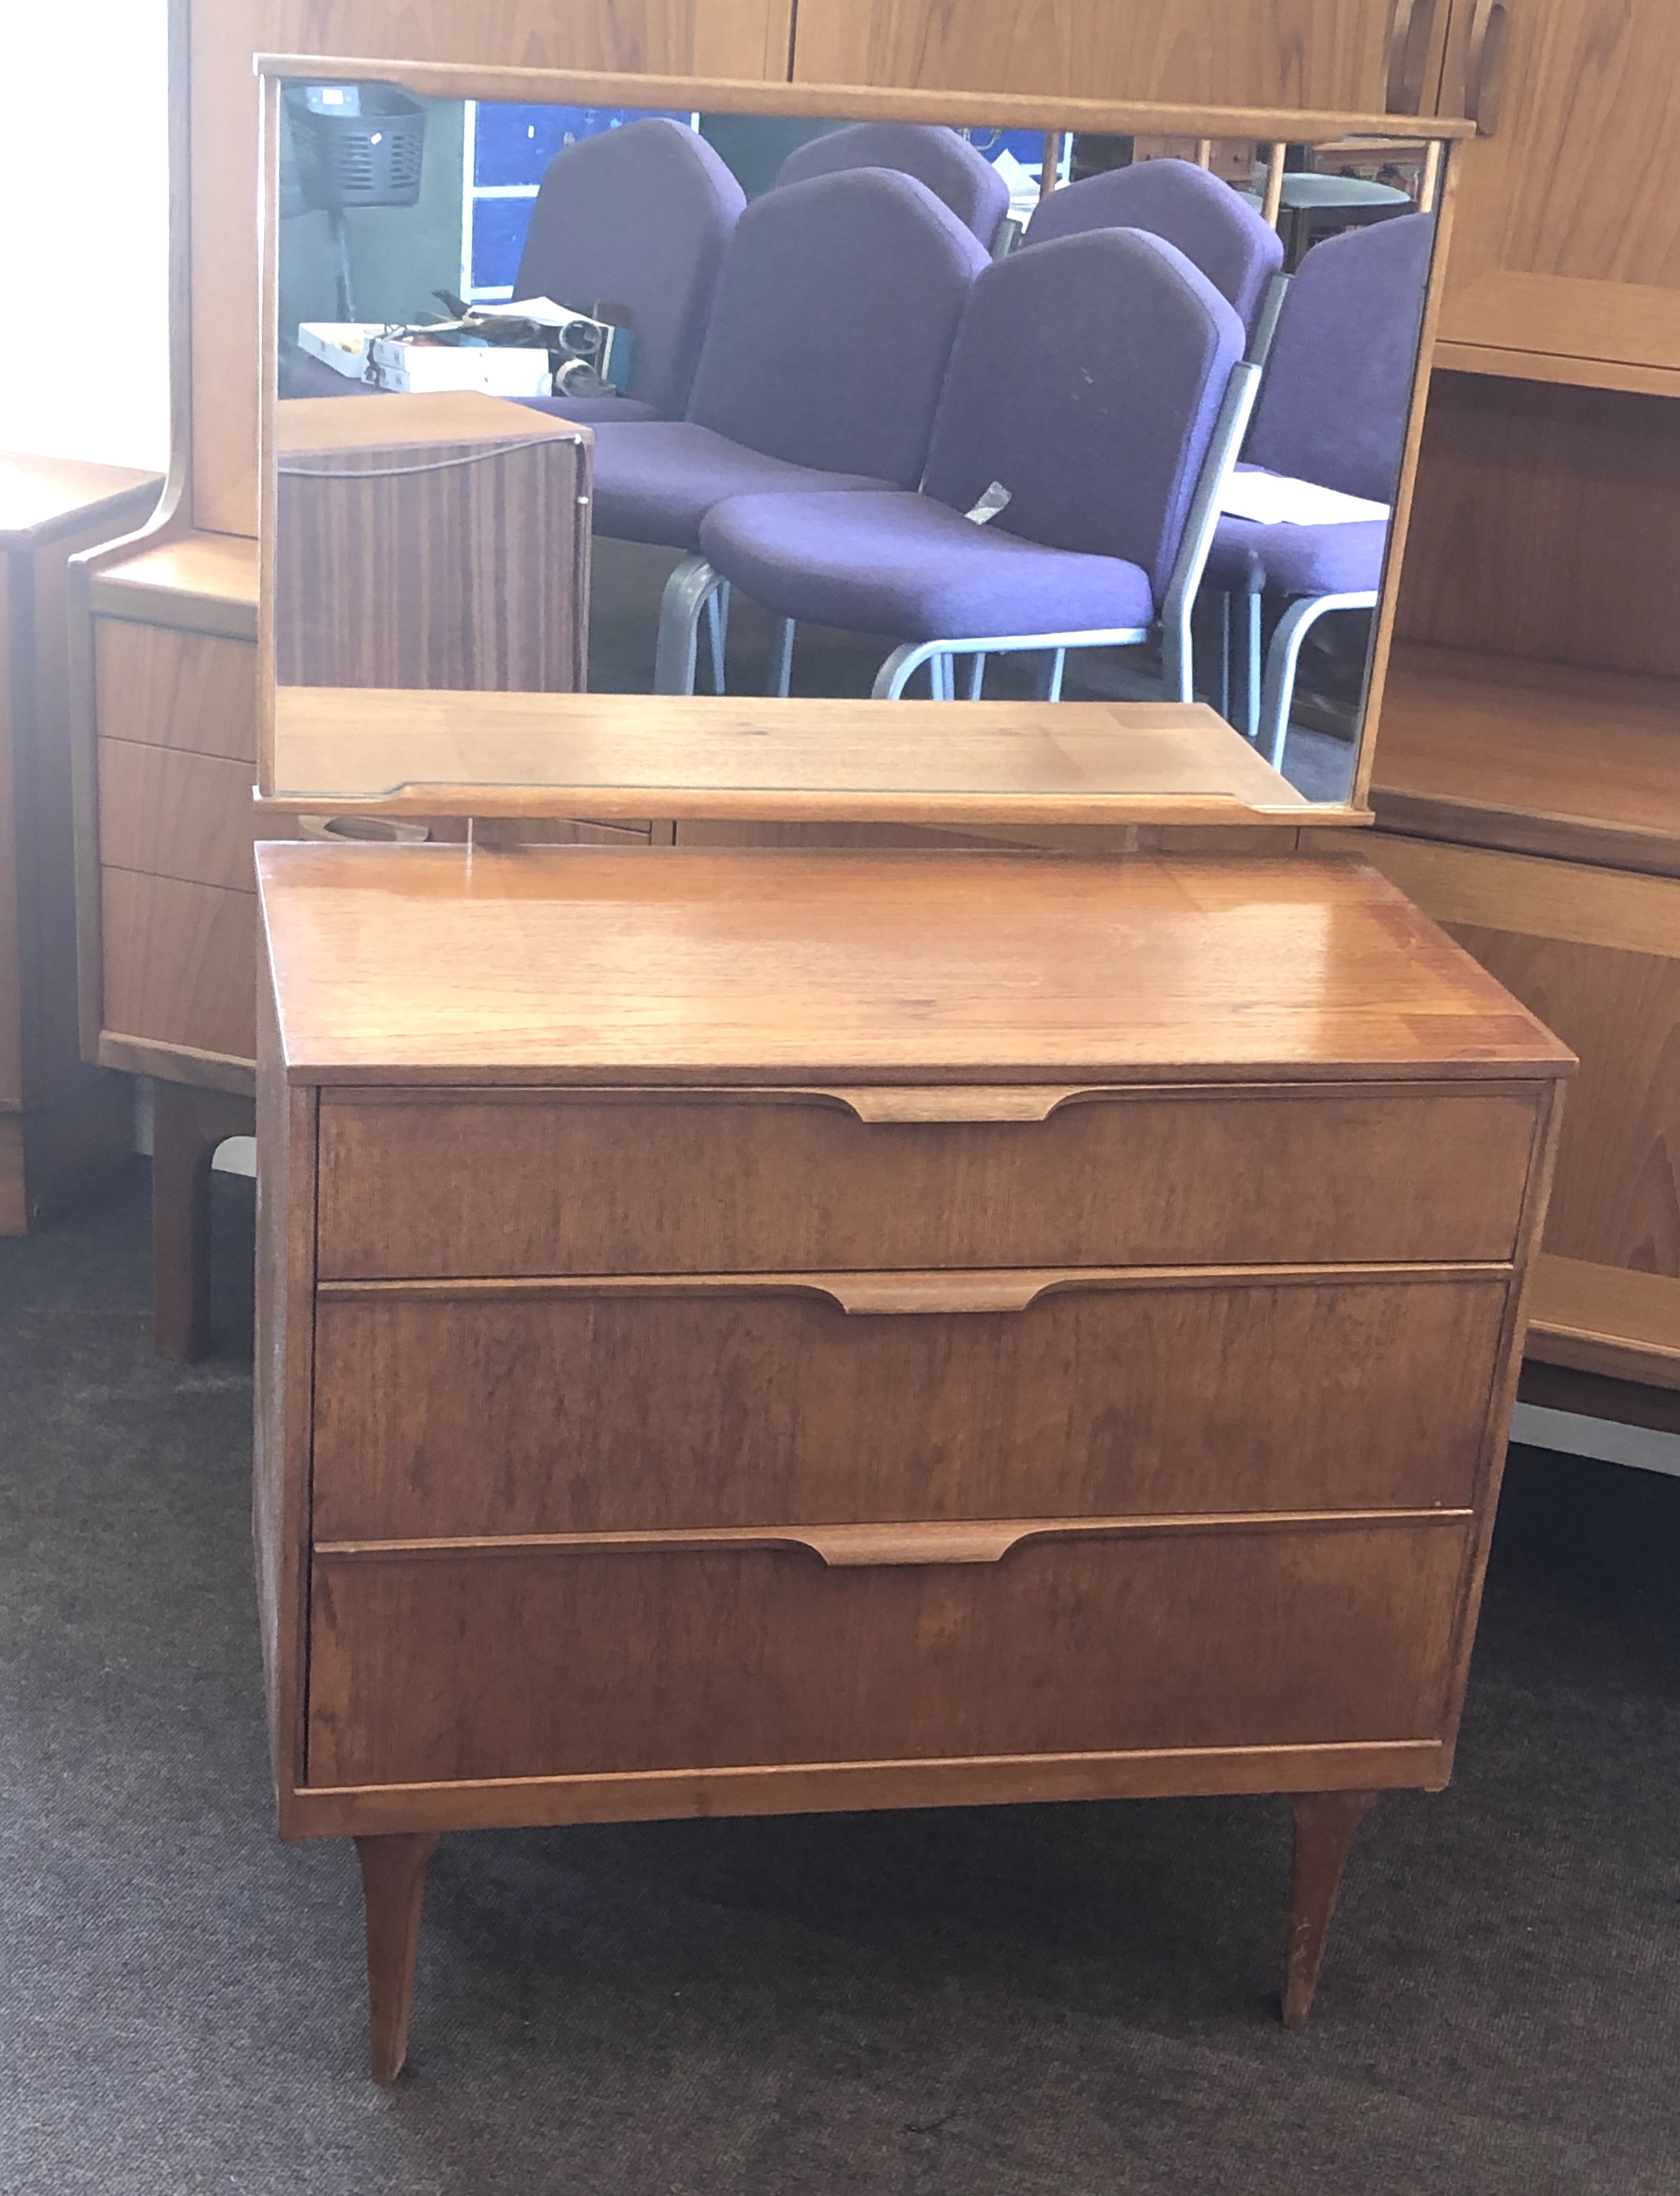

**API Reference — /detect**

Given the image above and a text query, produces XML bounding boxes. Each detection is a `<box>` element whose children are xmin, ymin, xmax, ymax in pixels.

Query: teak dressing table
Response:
<box><xmin>255</xmin><ymin>838</ymin><xmax>1569</xmax><ymax>2079</ymax></box>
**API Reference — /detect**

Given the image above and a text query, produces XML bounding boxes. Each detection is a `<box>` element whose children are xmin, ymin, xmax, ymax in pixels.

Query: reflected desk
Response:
<box><xmin>256</xmin><ymin>840</ymin><xmax>1568</xmax><ymax>2079</ymax></box>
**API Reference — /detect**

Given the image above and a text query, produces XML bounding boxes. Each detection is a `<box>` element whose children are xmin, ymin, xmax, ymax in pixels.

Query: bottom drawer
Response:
<box><xmin>306</xmin><ymin>1519</ymin><xmax>1469</xmax><ymax>1787</ymax></box>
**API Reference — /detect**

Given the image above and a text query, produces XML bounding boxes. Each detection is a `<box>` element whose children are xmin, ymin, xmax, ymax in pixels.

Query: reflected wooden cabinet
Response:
<box><xmin>790</xmin><ymin>0</ymin><xmax>1411</xmax><ymax>109</ymax></box>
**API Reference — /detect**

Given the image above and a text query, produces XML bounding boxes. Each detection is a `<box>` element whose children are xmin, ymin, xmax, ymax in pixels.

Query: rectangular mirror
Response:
<box><xmin>258</xmin><ymin>63</ymin><xmax>1468</xmax><ymax>828</ymax></box>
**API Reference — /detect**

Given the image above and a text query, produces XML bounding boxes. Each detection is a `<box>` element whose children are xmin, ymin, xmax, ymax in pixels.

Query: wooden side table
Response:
<box><xmin>0</xmin><ymin>453</ymin><xmax>160</xmax><ymax>1231</ymax></box>
<box><xmin>254</xmin><ymin>840</ymin><xmax>1569</xmax><ymax>2078</ymax></box>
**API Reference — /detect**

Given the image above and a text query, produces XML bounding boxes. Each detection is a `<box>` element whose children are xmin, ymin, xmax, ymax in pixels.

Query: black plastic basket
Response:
<box><xmin>286</xmin><ymin>84</ymin><xmax>426</xmax><ymax>212</ymax></box>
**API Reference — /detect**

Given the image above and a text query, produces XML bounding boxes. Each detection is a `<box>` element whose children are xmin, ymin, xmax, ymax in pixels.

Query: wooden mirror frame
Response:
<box><xmin>256</xmin><ymin>56</ymin><xmax>1472</xmax><ymax>827</ymax></box>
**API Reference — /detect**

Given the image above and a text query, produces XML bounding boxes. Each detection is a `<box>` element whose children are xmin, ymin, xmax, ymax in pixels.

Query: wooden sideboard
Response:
<box><xmin>255</xmin><ymin>839</ymin><xmax>1568</xmax><ymax>2078</ymax></box>
<box><xmin>1</xmin><ymin>453</ymin><xmax>160</xmax><ymax>1231</ymax></box>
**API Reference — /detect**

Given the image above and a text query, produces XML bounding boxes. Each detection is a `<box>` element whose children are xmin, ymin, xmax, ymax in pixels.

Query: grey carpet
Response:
<box><xmin>3</xmin><ymin>1164</ymin><xmax>1677</xmax><ymax>2193</ymax></box>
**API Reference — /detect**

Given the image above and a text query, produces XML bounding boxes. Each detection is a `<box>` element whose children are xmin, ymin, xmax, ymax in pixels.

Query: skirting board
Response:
<box><xmin>1510</xmin><ymin>1402</ymin><xmax>1680</xmax><ymax>1481</ymax></box>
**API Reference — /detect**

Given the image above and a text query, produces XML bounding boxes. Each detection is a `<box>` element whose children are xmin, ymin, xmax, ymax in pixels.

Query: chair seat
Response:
<box><xmin>590</xmin><ymin>423</ymin><xmax>891</xmax><ymax>551</ymax></box>
<box><xmin>699</xmin><ymin>490</ymin><xmax>1156</xmax><ymax>641</ymax></box>
<box><xmin>1204</xmin><ymin>466</ymin><xmax>1389</xmax><ymax>599</ymax></box>
<box><xmin>516</xmin><ymin>393</ymin><xmax>664</xmax><ymax>425</ymax></box>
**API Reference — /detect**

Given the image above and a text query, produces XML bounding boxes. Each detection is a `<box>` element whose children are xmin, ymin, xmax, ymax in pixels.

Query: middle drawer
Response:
<box><xmin>311</xmin><ymin>1272</ymin><xmax>1507</xmax><ymax>1540</ymax></box>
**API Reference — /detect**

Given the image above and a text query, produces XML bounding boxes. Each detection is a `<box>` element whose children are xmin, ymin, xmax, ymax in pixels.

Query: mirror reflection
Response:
<box><xmin>271</xmin><ymin>85</ymin><xmax>1442</xmax><ymax>809</ymax></box>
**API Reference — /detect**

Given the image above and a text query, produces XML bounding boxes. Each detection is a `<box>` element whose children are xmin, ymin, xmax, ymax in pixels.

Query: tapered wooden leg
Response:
<box><xmin>150</xmin><ymin>1081</ymin><xmax>254</xmax><ymax>1360</ymax></box>
<box><xmin>1281</xmin><ymin>1789</ymin><xmax>1376</xmax><ymax>2030</ymax></box>
<box><xmin>355</xmin><ymin>1832</ymin><xmax>441</xmax><ymax>2083</ymax></box>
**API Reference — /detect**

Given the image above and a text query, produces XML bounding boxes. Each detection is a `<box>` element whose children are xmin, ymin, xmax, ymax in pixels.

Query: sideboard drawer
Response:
<box><xmin>311</xmin><ymin>1273</ymin><xmax>1507</xmax><ymax>1540</ymax></box>
<box><xmin>315</xmin><ymin>1085</ymin><xmax>1541</xmax><ymax>1279</ymax></box>
<box><xmin>306</xmin><ymin>1519</ymin><xmax>1468</xmax><ymax>1787</ymax></box>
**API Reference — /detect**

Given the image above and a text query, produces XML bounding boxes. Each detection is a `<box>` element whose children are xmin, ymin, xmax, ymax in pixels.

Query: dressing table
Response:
<box><xmin>225</xmin><ymin>56</ymin><xmax>1568</xmax><ymax>2084</ymax></box>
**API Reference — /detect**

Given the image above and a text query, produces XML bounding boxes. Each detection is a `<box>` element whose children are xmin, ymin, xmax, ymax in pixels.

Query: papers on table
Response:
<box><xmin>1220</xmin><ymin>470</ymin><xmax>1391</xmax><ymax>527</ymax></box>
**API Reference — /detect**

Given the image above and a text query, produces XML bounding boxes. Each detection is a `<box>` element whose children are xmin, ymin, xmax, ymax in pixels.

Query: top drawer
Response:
<box><xmin>315</xmin><ymin>1083</ymin><xmax>1541</xmax><ymax>1279</ymax></box>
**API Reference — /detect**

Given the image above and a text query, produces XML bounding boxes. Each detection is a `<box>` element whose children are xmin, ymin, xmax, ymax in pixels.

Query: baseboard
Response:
<box><xmin>1510</xmin><ymin>1402</ymin><xmax>1680</xmax><ymax>1480</ymax></box>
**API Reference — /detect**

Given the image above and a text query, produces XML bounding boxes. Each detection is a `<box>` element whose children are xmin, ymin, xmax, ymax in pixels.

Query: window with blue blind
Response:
<box><xmin>462</xmin><ymin>104</ymin><xmax>699</xmax><ymax>300</ymax></box>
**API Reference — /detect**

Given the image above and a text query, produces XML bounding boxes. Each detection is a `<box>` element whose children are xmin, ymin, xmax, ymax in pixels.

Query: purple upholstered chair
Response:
<box><xmin>666</xmin><ymin>227</ymin><xmax>1255</xmax><ymax>702</ymax></box>
<box><xmin>591</xmin><ymin>167</ymin><xmax>989</xmax><ymax>689</ymax></box>
<box><xmin>505</xmin><ymin>118</ymin><xmax>745</xmax><ymax>425</ymax></box>
<box><xmin>1201</xmin><ymin>211</ymin><xmax>1435</xmax><ymax>765</ymax></box>
<box><xmin>1025</xmin><ymin>158</ymin><xmax>1286</xmax><ymax>354</ymax></box>
<box><xmin>777</xmin><ymin>124</ymin><xmax>1012</xmax><ymax>252</ymax></box>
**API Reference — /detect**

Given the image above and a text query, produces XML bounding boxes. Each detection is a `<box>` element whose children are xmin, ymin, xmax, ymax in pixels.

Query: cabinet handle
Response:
<box><xmin>1385</xmin><ymin>0</ymin><xmax>1440</xmax><ymax>115</ymax></box>
<box><xmin>820</xmin><ymin>1086</ymin><xmax>1084</xmax><ymax>1124</ymax></box>
<box><xmin>795</xmin><ymin>1521</ymin><xmax>1031</xmax><ymax>1567</ymax></box>
<box><xmin>822</xmin><ymin>1272</ymin><xmax>1053</xmax><ymax>1314</ymax></box>
<box><xmin>1464</xmin><ymin>0</ymin><xmax>1512</xmax><ymax>136</ymax></box>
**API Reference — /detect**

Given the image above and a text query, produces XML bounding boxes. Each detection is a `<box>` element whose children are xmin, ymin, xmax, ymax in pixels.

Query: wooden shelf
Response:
<box><xmin>89</xmin><ymin>530</ymin><xmax>258</xmax><ymax>640</ymax></box>
<box><xmin>262</xmin><ymin>691</ymin><xmax>1320</xmax><ymax>829</ymax></box>
<box><xmin>1527</xmin><ymin>1256</ymin><xmax>1680</xmax><ymax>1391</ymax></box>
<box><xmin>1372</xmin><ymin>643</ymin><xmax>1680</xmax><ymax>876</ymax></box>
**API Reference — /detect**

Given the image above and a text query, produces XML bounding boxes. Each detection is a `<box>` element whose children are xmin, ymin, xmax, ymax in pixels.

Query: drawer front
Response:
<box><xmin>315</xmin><ymin>1086</ymin><xmax>1541</xmax><ymax>1279</ymax></box>
<box><xmin>306</xmin><ymin>1519</ymin><xmax>1469</xmax><ymax>1786</ymax></box>
<box><xmin>311</xmin><ymin>1275</ymin><xmax>1507</xmax><ymax>1540</ymax></box>
<box><xmin>94</xmin><ymin>618</ymin><xmax>258</xmax><ymax>761</ymax></box>
<box><xmin>100</xmin><ymin>867</ymin><xmax>256</xmax><ymax>1060</ymax></box>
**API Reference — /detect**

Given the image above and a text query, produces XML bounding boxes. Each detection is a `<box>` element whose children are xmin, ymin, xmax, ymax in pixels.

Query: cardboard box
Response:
<box><xmin>298</xmin><ymin>322</ymin><xmax>385</xmax><ymax>378</ymax></box>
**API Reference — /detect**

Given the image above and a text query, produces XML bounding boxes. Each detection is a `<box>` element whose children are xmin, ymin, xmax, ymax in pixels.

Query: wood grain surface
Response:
<box><xmin>308</xmin><ymin>1272</ymin><xmax>1510</xmax><ymax>1539</ymax></box>
<box><xmin>313</xmin><ymin>1084</ymin><xmax>1541</xmax><ymax>1276</ymax></box>
<box><xmin>272</xmin><ymin>396</ymin><xmax>589</xmax><ymax>695</ymax></box>
<box><xmin>306</xmin><ymin>1518</ymin><xmax>1470</xmax><ymax>1786</ymax></box>
<box><xmin>264</xmin><ymin>691</ymin><xmax>1311</xmax><ymax>821</ymax></box>
<box><xmin>1437</xmin><ymin>0</ymin><xmax>1680</xmax><ymax>376</ymax></box>
<box><xmin>1396</xmin><ymin>379</ymin><xmax>1680</xmax><ymax>680</ymax></box>
<box><xmin>1527</xmin><ymin>1254</ymin><xmax>1680</xmax><ymax>1392</ymax></box>
<box><xmin>102</xmin><ymin>867</ymin><xmax>258</xmax><ymax>1062</ymax></box>
<box><xmin>789</xmin><ymin>0</ymin><xmax>1398</xmax><ymax>109</ymax></box>
<box><xmin>0</xmin><ymin>453</ymin><xmax>159</xmax><ymax>547</ymax></box>
<box><xmin>254</xmin><ymin>845</ymin><xmax>1570</xmax><ymax>1087</ymax></box>
<box><xmin>1372</xmin><ymin>642</ymin><xmax>1680</xmax><ymax>875</ymax></box>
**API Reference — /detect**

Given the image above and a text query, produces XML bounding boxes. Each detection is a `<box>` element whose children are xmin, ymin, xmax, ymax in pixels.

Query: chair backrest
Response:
<box><xmin>776</xmin><ymin>123</ymin><xmax>1011</xmax><ymax>251</ymax></box>
<box><xmin>685</xmin><ymin>168</ymin><xmax>991</xmax><ymax>489</ymax></box>
<box><xmin>1244</xmin><ymin>211</ymin><xmax>1436</xmax><ymax>502</ymax></box>
<box><xmin>1024</xmin><ymin>158</ymin><xmax>1284</xmax><ymax>339</ymax></box>
<box><xmin>921</xmin><ymin>227</ymin><xmax>1245</xmax><ymax>601</ymax></box>
<box><xmin>513</xmin><ymin>118</ymin><xmax>746</xmax><ymax>421</ymax></box>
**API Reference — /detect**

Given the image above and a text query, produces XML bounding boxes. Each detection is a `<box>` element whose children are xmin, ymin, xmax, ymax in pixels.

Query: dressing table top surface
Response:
<box><xmin>257</xmin><ymin>842</ymin><xmax>1571</xmax><ymax>1089</ymax></box>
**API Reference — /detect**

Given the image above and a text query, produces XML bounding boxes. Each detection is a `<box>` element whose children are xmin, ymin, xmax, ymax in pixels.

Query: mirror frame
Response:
<box><xmin>256</xmin><ymin>56</ymin><xmax>1472</xmax><ymax>825</ymax></box>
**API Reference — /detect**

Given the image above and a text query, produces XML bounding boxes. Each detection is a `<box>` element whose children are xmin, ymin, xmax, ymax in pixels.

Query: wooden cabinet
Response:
<box><xmin>0</xmin><ymin>454</ymin><xmax>159</xmax><ymax>1231</ymax></box>
<box><xmin>256</xmin><ymin>840</ymin><xmax>1567</xmax><ymax>2076</ymax></box>
<box><xmin>1377</xmin><ymin>3</ymin><xmax>1680</xmax><ymax>1409</ymax></box>
<box><xmin>790</xmin><ymin>0</ymin><xmax>1409</xmax><ymax>109</ymax></box>
<box><xmin>1435</xmin><ymin>0</ymin><xmax>1680</xmax><ymax>387</ymax></box>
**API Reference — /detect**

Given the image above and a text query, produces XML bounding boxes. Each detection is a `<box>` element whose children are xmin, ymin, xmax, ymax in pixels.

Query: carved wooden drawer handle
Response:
<box><xmin>1464</xmin><ymin>0</ymin><xmax>1511</xmax><ymax>135</ymax></box>
<box><xmin>821</xmin><ymin>1086</ymin><xmax>1086</xmax><ymax>1124</ymax></box>
<box><xmin>821</xmin><ymin>1272</ymin><xmax>1054</xmax><ymax>1314</ymax></box>
<box><xmin>793</xmin><ymin>1521</ymin><xmax>1031</xmax><ymax>1567</ymax></box>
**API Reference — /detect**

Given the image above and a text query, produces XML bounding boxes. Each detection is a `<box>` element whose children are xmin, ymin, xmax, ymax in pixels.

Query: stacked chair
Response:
<box><xmin>1024</xmin><ymin>157</ymin><xmax>1286</xmax><ymax>356</ymax></box>
<box><xmin>583</xmin><ymin>167</ymin><xmax>991</xmax><ymax>691</ymax></box>
<box><xmin>665</xmin><ymin>229</ymin><xmax>1254</xmax><ymax>702</ymax></box>
<box><xmin>513</xmin><ymin>117</ymin><xmax>746</xmax><ymax>423</ymax></box>
<box><xmin>775</xmin><ymin>122</ymin><xmax>1013</xmax><ymax>253</ymax></box>
<box><xmin>1198</xmin><ymin>211</ymin><xmax>1436</xmax><ymax>765</ymax></box>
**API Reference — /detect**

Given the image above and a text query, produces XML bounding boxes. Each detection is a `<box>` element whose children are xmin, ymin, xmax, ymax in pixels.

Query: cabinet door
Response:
<box><xmin>791</xmin><ymin>0</ymin><xmax>1404</xmax><ymax>110</ymax></box>
<box><xmin>1435</xmin><ymin>0</ymin><xmax>1680</xmax><ymax>383</ymax></box>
